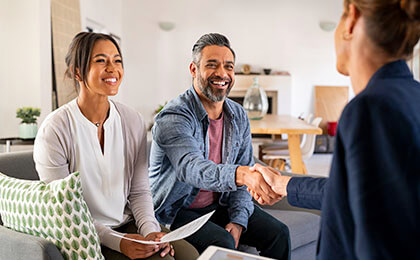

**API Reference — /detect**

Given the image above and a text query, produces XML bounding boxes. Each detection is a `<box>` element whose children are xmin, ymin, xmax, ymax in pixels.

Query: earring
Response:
<box><xmin>342</xmin><ymin>31</ymin><xmax>352</xmax><ymax>40</ymax></box>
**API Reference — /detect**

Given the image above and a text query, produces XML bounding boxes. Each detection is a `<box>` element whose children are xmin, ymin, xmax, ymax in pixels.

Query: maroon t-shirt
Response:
<box><xmin>189</xmin><ymin>113</ymin><xmax>223</xmax><ymax>208</ymax></box>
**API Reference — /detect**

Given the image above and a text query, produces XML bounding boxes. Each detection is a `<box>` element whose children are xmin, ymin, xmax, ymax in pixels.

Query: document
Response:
<box><xmin>111</xmin><ymin>210</ymin><xmax>215</xmax><ymax>245</ymax></box>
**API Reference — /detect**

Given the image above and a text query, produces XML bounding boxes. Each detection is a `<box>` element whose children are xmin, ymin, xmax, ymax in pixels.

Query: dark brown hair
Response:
<box><xmin>343</xmin><ymin>0</ymin><xmax>420</xmax><ymax>59</ymax></box>
<box><xmin>64</xmin><ymin>32</ymin><xmax>123</xmax><ymax>91</ymax></box>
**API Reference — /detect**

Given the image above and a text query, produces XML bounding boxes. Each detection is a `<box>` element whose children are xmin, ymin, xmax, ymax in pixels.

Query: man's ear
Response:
<box><xmin>189</xmin><ymin>62</ymin><xmax>197</xmax><ymax>78</ymax></box>
<box><xmin>345</xmin><ymin>3</ymin><xmax>360</xmax><ymax>37</ymax></box>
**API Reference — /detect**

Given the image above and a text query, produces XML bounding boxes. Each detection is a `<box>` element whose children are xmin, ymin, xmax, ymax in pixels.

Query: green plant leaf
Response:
<box><xmin>73</xmin><ymin>215</ymin><xmax>81</xmax><ymax>225</ymax></box>
<box><xmin>71</xmin><ymin>251</ymin><xmax>78</xmax><ymax>260</ymax></box>
<box><xmin>63</xmin><ymin>240</ymin><xmax>71</xmax><ymax>250</ymax></box>
<box><xmin>88</xmin><ymin>248</ymin><xmax>96</xmax><ymax>258</ymax></box>
<box><xmin>58</xmin><ymin>191</ymin><xmax>65</xmax><ymax>203</ymax></box>
<box><xmin>55</xmin><ymin>217</ymin><xmax>63</xmax><ymax>228</ymax></box>
<box><xmin>32</xmin><ymin>192</ymin><xmax>37</xmax><ymax>203</ymax></box>
<box><xmin>41</xmin><ymin>205</ymin><xmax>47</xmax><ymax>216</ymax></box>
<box><xmin>55</xmin><ymin>205</ymin><xmax>64</xmax><ymax>216</ymax></box>
<box><xmin>64</xmin><ymin>229</ymin><xmax>71</xmax><ymax>239</ymax></box>
<box><xmin>64</xmin><ymin>202</ymin><xmax>72</xmax><ymax>215</ymax></box>
<box><xmin>55</xmin><ymin>240</ymin><xmax>63</xmax><ymax>250</ymax></box>
<box><xmin>81</xmin><ymin>212</ymin><xmax>88</xmax><ymax>222</ymax></box>
<box><xmin>80</xmin><ymin>250</ymin><xmax>88</xmax><ymax>258</ymax></box>
<box><xmin>81</xmin><ymin>237</ymin><xmax>89</xmax><ymax>248</ymax></box>
<box><xmin>34</xmin><ymin>218</ymin><xmax>40</xmax><ymax>228</ymax></box>
<box><xmin>41</xmin><ymin>218</ymin><xmax>47</xmax><ymax>229</ymax></box>
<box><xmin>16</xmin><ymin>107</ymin><xmax>41</xmax><ymax>124</ymax></box>
<box><xmin>65</xmin><ymin>190</ymin><xmax>73</xmax><ymax>201</ymax></box>
<box><xmin>71</xmin><ymin>240</ymin><xmax>80</xmax><ymax>251</ymax></box>
<box><xmin>27</xmin><ymin>216</ymin><xmax>33</xmax><ymax>227</ymax></box>
<box><xmin>81</xmin><ymin>225</ymin><xmax>89</xmax><ymax>236</ymax></box>
<box><xmin>69</xmin><ymin>177</ymin><xmax>75</xmax><ymax>189</ymax></box>
<box><xmin>55</xmin><ymin>229</ymin><xmax>63</xmax><ymax>240</ymax></box>
<box><xmin>73</xmin><ymin>200</ymin><xmax>80</xmax><ymax>212</ymax></box>
<box><xmin>48</xmin><ymin>218</ymin><xmax>54</xmax><ymax>228</ymax></box>
<box><xmin>72</xmin><ymin>227</ymin><xmax>80</xmax><ymax>237</ymax></box>
<box><xmin>48</xmin><ymin>205</ymin><xmax>54</xmax><ymax>216</ymax></box>
<box><xmin>89</xmin><ymin>235</ymin><xmax>97</xmax><ymax>245</ymax></box>
<box><xmin>64</xmin><ymin>217</ymin><xmax>72</xmax><ymax>228</ymax></box>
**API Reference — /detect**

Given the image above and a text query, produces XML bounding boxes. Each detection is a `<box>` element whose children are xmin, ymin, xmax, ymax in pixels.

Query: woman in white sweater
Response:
<box><xmin>34</xmin><ymin>32</ymin><xmax>198</xmax><ymax>260</ymax></box>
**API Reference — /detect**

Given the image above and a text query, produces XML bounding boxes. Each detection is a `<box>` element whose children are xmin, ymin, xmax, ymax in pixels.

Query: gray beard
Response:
<box><xmin>197</xmin><ymin>76</ymin><xmax>232</xmax><ymax>102</ymax></box>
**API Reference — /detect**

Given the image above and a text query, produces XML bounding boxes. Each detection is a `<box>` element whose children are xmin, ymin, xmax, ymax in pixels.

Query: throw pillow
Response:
<box><xmin>0</xmin><ymin>172</ymin><xmax>104</xmax><ymax>260</ymax></box>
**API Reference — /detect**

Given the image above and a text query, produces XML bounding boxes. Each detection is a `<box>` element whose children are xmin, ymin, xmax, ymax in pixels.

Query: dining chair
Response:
<box><xmin>258</xmin><ymin>113</ymin><xmax>314</xmax><ymax>160</ymax></box>
<box><xmin>262</xmin><ymin>117</ymin><xmax>322</xmax><ymax>172</ymax></box>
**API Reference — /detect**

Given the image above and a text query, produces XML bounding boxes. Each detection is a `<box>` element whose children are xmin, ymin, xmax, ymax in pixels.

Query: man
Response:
<box><xmin>149</xmin><ymin>33</ymin><xmax>290</xmax><ymax>259</ymax></box>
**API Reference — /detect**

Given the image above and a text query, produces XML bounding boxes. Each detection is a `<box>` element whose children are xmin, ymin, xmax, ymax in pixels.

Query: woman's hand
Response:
<box><xmin>146</xmin><ymin>232</ymin><xmax>175</xmax><ymax>257</ymax></box>
<box><xmin>247</xmin><ymin>163</ymin><xmax>291</xmax><ymax>205</ymax></box>
<box><xmin>251</xmin><ymin>163</ymin><xmax>291</xmax><ymax>197</ymax></box>
<box><xmin>120</xmin><ymin>234</ymin><xmax>160</xmax><ymax>259</ymax></box>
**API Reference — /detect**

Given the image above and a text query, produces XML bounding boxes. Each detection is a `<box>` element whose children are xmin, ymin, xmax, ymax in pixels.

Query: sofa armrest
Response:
<box><xmin>0</xmin><ymin>225</ymin><xmax>63</xmax><ymax>260</ymax></box>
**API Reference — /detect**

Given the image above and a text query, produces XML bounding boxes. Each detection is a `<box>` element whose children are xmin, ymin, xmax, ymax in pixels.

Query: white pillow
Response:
<box><xmin>0</xmin><ymin>171</ymin><xmax>104</xmax><ymax>260</ymax></box>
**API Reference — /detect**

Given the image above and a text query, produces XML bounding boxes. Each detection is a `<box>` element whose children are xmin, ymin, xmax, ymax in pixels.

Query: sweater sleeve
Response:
<box><xmin>94</xmin><ymin>221</ymin><xmax>124</xmax><ymax>252</ymax></box>
<box><xmin>127</xmin><ymin>112</ymin><xmax>161</xmax><ymax>237</ymax></box>
<box><xmin>33</xmin><ymin>112</ymin><xmax>71</xmax><ymax>182</ymax></box>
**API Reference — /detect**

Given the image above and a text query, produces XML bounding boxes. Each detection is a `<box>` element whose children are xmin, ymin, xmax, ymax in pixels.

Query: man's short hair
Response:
<box><xmin>192</xmin><ymin>33</ymin><xmax>236</xmax><ymax>64</ymax></box>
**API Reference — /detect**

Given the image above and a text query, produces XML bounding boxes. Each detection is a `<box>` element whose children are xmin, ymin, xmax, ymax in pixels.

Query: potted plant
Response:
<box><xmin>148</xmin><ymin>102</ymin><xmax>167</xmax><ymax>130</ymax></box>
<box><xmin>16</xmin><ymin>107</ymin><xmax>41</xmax><ymax>139</ymax></box>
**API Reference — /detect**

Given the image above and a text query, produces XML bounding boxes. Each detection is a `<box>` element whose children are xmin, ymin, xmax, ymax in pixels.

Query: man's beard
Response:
<box><xmin>197</xmin><ymin>73</ymin><xmax>233</xmax><ymax>102</ymax></box>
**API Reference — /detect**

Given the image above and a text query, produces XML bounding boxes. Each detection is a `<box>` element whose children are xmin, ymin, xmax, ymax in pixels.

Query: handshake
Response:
<box><xmin>236</xmin><ymin>163</ymin><xmax>292</xmax><ymax>205</ymax></box>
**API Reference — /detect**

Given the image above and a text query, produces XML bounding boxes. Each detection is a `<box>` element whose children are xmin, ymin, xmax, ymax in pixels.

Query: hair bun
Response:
<box><xmin>402</xmin><ymin>0</ymin><xmax>420</xmax><ymax>20</ymax></box>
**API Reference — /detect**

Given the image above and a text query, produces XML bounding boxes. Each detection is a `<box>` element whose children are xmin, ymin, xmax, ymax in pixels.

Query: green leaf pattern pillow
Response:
<box><xmin>0</xmin><ymin>172</ymin><xmax>104</xmax><ymax>260</ymax></box>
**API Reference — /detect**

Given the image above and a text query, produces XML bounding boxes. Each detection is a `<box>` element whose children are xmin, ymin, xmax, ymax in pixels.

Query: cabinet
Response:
<box><xmin>229</xmin><ymin>74</ymin><xmax>292</xmax><ymax>115</ymax></box>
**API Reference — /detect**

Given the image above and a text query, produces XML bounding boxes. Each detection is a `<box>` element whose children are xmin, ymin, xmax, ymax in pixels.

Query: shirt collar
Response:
<box><xmin>367</xmin><ymin>60</ymin><xmax>412</xmax><ymax>85</ymax></box>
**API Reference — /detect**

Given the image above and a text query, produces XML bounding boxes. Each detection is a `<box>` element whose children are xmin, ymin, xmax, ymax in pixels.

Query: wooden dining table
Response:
<box><xmin>249</xmin><ymin>114</ymin><xmax>322</xmax><ymax>174</ymax></box>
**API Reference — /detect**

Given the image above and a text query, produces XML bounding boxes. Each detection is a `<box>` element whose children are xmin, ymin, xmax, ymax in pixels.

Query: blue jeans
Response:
<box><xmin>171</xmin><ymin>203</ymin><xmax>291</xmax><ymax>260</ymax></box>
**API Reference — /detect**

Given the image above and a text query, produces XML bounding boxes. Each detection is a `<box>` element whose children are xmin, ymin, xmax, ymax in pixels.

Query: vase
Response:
<box><xmin>18</xmin><ymin>123</ymin><xmax>37</xmax><ymax>139</ymax></box>
<box><xmin>243</xmin><ymin>77</ymin><xmax>269</xmax><ymax>120</ymax></box>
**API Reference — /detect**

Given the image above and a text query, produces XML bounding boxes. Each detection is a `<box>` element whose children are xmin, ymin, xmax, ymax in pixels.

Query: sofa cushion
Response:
<box><xmin>0</xmin><ymin>150</ymin><xmax>39</xmax><ymax>180</ymax></box>
<box><xmin>264</xmin><ymin>209</ymin><xmax>320</xmax><ymax>250</ymax></box>
<box><xmin>0</xmin><ymin>171</ymin><xmax>104</xmax><ymax>260</ymax></box>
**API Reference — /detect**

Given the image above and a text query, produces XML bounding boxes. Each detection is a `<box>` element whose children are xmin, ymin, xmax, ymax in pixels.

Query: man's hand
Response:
<box><xmin>225</xmin><ymin>222</ymin><xmax>243</xmax><ymax>248</ymax></box>
<box><xmin>145</xmin><ymin>232</ymin><xmax>175</xmax><ymax>258</ymax></box>
<box><xmin>236</xmin><ymin>166</ymin><xmax>282</xmax><ymax>205</ymax></box>
<box><xmin>250</xmin><ymin>163</ymin><xmax>292</xmax><ymax>198</ymax></box>
<box><xmin>120</xmin><ymin>233</ymin><xmax>159</xmax><ymax>259</ymax></box>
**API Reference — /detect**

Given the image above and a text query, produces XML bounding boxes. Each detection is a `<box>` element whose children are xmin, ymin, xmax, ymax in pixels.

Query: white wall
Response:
<box><xmin>0</xmin><ymin>0</ymin><xmax>123</xmax><ymax>139</ymax></box>
<box><xmin>79</xmin><ymin>0</ymin><xmax>122</xmax><ymax>39</ymax></box>
<box><xmin>1</xmin><ymin>0</ymin><xmax>352</xmax><ymax>138</ymax></box>
<box><xmin>0</xmin><ymin>0</ymin><xmax>52</xmax><ymax>138</ymax></box>
<box><xmin>120</xmin><ymin>0</ymin><xmax>351</xmax><ymax>126</ymax></box>
<box><xmin>79</xmin><ymin>0</ymin><xmax>123</xmax><ymax>103</ymax></box>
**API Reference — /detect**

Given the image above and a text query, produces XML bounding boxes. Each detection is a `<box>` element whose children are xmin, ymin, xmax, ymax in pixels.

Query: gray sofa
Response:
<box><xmin>0</xmin><ymin>150</ymin><xmax>64</xmax><ymax>260</ymax></box>
<box><xmin>0</xmin><ymin>150</ymin><xmax>321</xmax><ymax>260</ymax></box>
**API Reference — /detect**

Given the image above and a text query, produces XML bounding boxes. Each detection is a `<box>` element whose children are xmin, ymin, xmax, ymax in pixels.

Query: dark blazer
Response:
<box><xmin>287</xmin><ymin>60</ymin><xmax>420</xmax><ymax>260</ymax></box>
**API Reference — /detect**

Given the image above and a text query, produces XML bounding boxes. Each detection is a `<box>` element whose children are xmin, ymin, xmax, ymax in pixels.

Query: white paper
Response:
<box><xmin>111</xmin><ymin>210</ymin><xmax>215</xmax><ymax>245</ymax></box>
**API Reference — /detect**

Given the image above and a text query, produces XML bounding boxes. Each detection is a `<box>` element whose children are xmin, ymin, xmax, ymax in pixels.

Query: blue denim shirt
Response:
<box><xmin>149</xmin><ymin>87</ymin><xmax>255</xmax><ymax>229</ymax></box>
